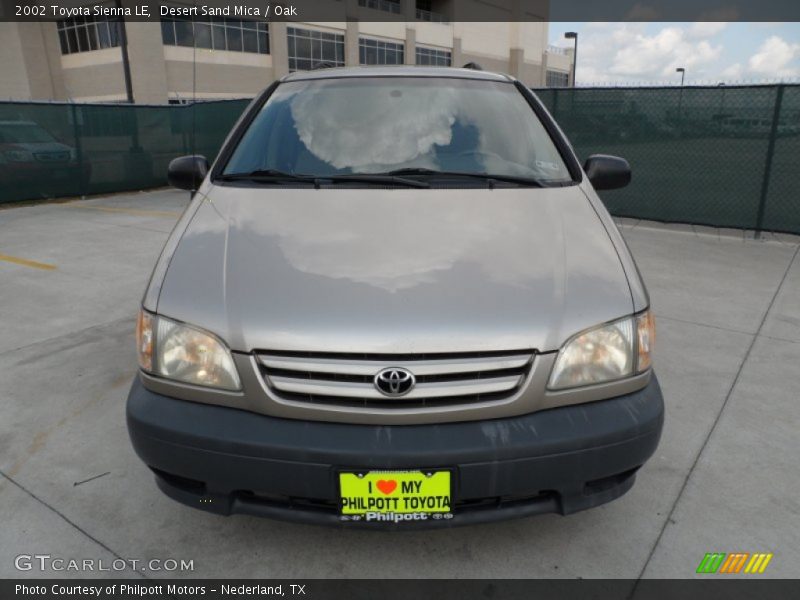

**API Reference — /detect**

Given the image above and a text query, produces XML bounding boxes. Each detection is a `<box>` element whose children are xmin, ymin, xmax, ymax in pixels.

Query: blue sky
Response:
<box><xmin>548</xmin><ymin>22</ymin><xmax>800</xmax><ymax>84</ymax></box>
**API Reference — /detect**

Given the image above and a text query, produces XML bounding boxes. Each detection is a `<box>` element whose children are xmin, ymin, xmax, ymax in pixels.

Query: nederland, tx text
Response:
<box><xmin>16</xmin><ymin>584</ymin><xmax>307</xmax><ymax>596</ymax></box>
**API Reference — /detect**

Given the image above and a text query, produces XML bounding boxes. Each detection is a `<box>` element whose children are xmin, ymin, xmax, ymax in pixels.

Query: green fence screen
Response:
<box><xmin>1</xmin><ymin>85</ymin><xmax>799</xmax><ymax>234</ymax></box>
<box><xmin>535</xmin><ymin>84</ymin><xmax>800</xmax><ymax>234</ymax></box>
<box><xmin>0</xmin><ymin>99</ymin><xmax>250</xmax><ymax>203</ymax></box>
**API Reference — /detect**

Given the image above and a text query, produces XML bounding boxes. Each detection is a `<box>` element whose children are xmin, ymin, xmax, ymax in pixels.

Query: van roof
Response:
<box><xmin>282</xmin><ymin>65</ymin><xmax>513</xmax><ymax>83</ymax></box>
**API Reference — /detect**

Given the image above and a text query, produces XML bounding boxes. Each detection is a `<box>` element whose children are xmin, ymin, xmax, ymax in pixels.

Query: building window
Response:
<box><xmin>415</xmin><ymin>0</ymin><xmax>449</xmax><ymax>23</ymax></box>
<box><xmin>358</xmin><ymin>0</ymin><xmax>402</xmax><ymax>14</ymax></box>
<box><xmin>287</xmin><ymin>27</ymin><xmax>345</xmax><ymax>72</ymax></box>
<box><xmin>546</xmin><ymin>70</ymin><xmax>570</xmax><ymax>87</ymax></box>
<box><xmin>359</xmin><ymin>38</ymin><xmax>404</xmax><ymax>65</ymax></box>
<box><xmin>415</xmin><ymin>46</ymin><xmax>451</xmax><ymax>66</ymax></box>
<box><xmin>161</xmin><ymin>17</ymin><xmax>269</xmax><ymax>54</ymax></box>
<box><xmin>57</xmin><ymin>17</ymin><xmax>120</xmax><ymax>55</ymax></box>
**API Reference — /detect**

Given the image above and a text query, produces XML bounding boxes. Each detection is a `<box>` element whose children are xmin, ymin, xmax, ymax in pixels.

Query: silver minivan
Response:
<box><xmin>127</xmin><ymin>66</ymin><xmax>663</xmax><ymax>528</ymax></box>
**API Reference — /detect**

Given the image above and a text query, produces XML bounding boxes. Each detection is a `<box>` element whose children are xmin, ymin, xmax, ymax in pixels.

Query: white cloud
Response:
<box><xmin>721</xmin><ymin>63</ymin><xmax>744</xmax><ymax>79</ymax></box>
<box><xmin>568</xmin><ymin>23</ymin><xmax>800</xmax><ymax>85</ymax></box>
<box><xmin>747</xmin><ymin>36</ymin><xmax>800</xmax><ymax>77</ymax></box>
<box><xmin>575</xmin><ymin>23</ymin><xmax>723</xmax><ymax>84</ymax></box>
<box><xmin>718</xmin><ymin>35</ymin><xmax>800</xmax><ymax>81</ymax></box>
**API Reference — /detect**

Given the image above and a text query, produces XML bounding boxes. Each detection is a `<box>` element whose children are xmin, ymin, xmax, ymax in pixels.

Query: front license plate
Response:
<box><xmin>339</xmin><ymin>470</ymin><xmax>451</xmax><ymax>519</ymax></box>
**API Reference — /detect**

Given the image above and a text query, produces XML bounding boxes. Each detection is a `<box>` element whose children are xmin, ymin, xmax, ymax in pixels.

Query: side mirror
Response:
<box><xmin>583</xmin><ymin>154</ymin><xmax>631</xmax><ymax>191</ymax></box>
<box><xmin>167</xmin><ymin>155</ymin><xmax>209</xmax><ymax>192</ymax></box>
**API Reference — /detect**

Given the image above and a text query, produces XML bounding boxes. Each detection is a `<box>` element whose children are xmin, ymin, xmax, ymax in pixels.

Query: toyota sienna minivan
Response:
<box><xmin>127</xmin><ymin>66</ymin><xmax>663</xmax><ymax>528</ymax></box>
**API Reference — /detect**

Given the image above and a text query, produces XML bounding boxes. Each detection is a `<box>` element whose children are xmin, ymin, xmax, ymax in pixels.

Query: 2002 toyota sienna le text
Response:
<box><xmin>127</xmin><ymin>66</ymin><xmax>664</xmax><ymax>528</ymax></box>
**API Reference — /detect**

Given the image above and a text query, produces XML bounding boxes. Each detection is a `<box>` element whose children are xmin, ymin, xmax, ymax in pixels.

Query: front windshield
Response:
<box><xmin>0</xmin><ymin>123</ymin><xmax>57</xmax><ymax>144</ymax></box>
<box><xmin>222</xmin><ymin>77</ymin><xmax>572</xmax><ymax>183</ymax></box>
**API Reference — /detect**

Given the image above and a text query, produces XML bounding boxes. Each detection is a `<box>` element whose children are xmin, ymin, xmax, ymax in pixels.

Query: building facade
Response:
<box><xmin>0</xmin><ymin>1</ymin><xmax>574</xmax><ymax>104</ymax></box>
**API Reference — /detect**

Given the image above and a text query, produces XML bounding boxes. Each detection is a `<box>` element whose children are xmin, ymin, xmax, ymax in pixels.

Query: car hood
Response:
<box><xmin>156</xmin><ymin>185</ymin><xmax>633</xmax><ymax>353</ymax></box>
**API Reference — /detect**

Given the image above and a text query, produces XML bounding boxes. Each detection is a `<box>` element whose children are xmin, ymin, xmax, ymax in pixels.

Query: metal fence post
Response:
<box><xmin>552</xmin><ymin>88</ymin><xmax>559</xmax><ymax>119</ymax></box>
<box><xmin>70</xmin><ymin>103</ymin><xmax>85</xmax><ymax>199</ymax></box>
<box><xmin>755</xmin><ymin>84</ymin><xmax>785</xmax><ymax>237</ymax></box>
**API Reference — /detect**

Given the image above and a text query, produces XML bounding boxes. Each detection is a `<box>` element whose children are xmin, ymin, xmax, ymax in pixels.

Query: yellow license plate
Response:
<box><xmin>339</xmin><ymin>470</ymin><xmax>451</xmax><ymax>516</ymax></box>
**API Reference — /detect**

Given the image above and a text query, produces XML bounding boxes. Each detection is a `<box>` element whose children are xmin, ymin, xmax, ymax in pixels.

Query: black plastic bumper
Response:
<box><xmin>126</xmin><ymin>376</ymin><xmax>664</xmax><ymax>528</ymax></box>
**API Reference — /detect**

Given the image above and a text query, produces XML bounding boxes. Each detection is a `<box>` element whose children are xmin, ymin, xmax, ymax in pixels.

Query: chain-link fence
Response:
<box><xmin>535</xmin><ymin>84</ymin><xmax>800</xmax><ymax>234</ymax></box>
<box><xmin>0</xmin><ymin>99</ymin><xmax>249</xmax><ymax>204</ymax></box>
<box><xmin>1</xmin><ymin>85</ymin><xmax>799</xmax><ymax>234</ymax></box>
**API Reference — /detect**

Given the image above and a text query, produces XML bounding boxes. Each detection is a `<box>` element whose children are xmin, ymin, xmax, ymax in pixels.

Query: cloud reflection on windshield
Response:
<box><xmin>290</xmin><ymin>83</ymin><xmax>461</xmax><ymax>172</ymax></box>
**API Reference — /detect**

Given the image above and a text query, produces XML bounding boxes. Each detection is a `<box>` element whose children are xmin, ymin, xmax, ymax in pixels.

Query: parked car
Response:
<box><xmin>0</xmin><ymin>120</ymin><xmax>90</xmax><ymax>193</ymax></box>
<box><xmin>127</xmin><ymin>66</ymin><xmax>663</xmax><ymax>528</ymax></box>
<box><xmin>718</xmin><ymin>115</ymin><xmax>800</xmax><ymax>138</ymax></box>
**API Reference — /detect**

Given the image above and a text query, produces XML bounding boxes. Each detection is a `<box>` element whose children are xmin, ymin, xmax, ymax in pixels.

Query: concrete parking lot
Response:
<box><xmin>1</xmin><ymin>189</ymin><xmax>798</xmax><ymax>579</ymax></box>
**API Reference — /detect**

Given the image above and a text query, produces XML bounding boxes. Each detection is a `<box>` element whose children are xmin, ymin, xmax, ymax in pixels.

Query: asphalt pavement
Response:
<box><xmin>1</xmin><ymin>190</ymin><xmax>798</xmax><ymax>579</ymax></box>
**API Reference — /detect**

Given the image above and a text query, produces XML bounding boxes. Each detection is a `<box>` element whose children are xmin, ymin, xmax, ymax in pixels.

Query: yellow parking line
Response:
<box><xmin>0</xmin><ymin>253</ymin><xmax>57</xmax><ymax>271</ymax></box>
<box><xmin>63</xmin><ymin>204</ymin><xmax>180</xmax><ymax>218</ymax></box>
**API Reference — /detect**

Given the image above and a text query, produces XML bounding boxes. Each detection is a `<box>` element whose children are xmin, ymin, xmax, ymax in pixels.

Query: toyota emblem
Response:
<box><xmin>374</xmin><ymin>367</ymin><xmax>416</xmax><ymax>397</ymax></box>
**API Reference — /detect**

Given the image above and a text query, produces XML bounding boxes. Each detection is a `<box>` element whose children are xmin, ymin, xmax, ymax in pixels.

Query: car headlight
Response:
<box><xmin>548</xmin><ymin>310</ymin><xmax>654</xmax><ymax>390</ymax></box>
<box><xmin>4</xmin><ymin>150</ymin><xmax>34</xmax><ymax>162</ymax></box>
<box><xmin>136</xmin><ymin>309</ymin><xmax>241</xmax><ymax>391</ymax></box>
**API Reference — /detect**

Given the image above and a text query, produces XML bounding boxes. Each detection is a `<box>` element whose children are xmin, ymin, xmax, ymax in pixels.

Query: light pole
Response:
<box><xmin>565</xmin><ymin>32</ymin><xmax>578</xmax><ymax>87</ymax></box>
<box><xmin>676</xmin><ymin>67</ymin><xmax>686</xmax><ymax>127</ymax></box>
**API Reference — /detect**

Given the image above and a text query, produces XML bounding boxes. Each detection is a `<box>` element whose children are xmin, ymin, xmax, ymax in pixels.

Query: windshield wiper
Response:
<box><xmin>380</xmin><ymin>168</ymin><xmax>545</xmax><ymax>188</ymax></box>
<box><xmin>217</xmin><ymin>169</ymin><xmax>320</xmax><ymax>184</ymax></box>
<box><xmin>217</xmin><ymin>170</ymin><xmax>429</xmax><ymax>188</ymax></box>
<box><xmin>324</xmin><ymin>174</ymin><xmax>429</xmax><ymax>188</ymax></box>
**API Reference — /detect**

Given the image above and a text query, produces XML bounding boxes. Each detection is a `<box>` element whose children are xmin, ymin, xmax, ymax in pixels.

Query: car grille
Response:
<box><xmin>34</xmin><ymin>151</ymin><xmax>70</xmax><ymax>162</ymax></box>
<box><xmin>256</xmin><ymin>350</ymin><xmax>534</xmax><ymax>408</ymax></box>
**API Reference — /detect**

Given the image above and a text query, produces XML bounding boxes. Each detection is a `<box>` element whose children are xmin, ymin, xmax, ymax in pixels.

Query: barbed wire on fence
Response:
<box><xmin>566</xmin><ymin>77</ymin><xmax>800</xmax><ymax>89</ymax></box>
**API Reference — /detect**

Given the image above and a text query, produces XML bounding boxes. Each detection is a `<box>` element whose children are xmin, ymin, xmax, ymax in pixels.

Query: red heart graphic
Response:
<box><xmin>376</xmin><ymin>479</ymin><xmax>397</xmax><ymax>495</ymax></box>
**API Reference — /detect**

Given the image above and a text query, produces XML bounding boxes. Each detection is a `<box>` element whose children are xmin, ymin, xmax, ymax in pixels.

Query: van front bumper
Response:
<box><xmin>126</xmin><ymin>375</ymin><xmax>664</xmax><ymax>528</ymax></box>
